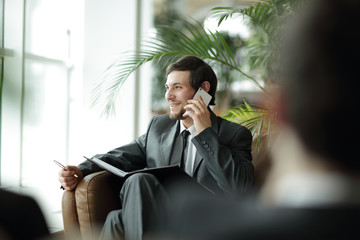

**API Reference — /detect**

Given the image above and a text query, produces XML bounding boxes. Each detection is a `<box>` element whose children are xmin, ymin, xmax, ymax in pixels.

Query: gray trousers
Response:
<box><xmin>99</xmin><ymin>173</ymin><xmax>169</xmax><ymax>240</ymax></box>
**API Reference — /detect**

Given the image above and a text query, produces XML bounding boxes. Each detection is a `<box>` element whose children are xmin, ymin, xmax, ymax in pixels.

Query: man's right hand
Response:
<box><xmin>58</xmin><ymin>165</ymin><xmax>83</xmax><ymax>191</ymax></box>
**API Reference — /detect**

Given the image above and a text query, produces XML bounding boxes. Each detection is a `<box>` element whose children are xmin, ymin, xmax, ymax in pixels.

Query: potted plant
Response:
<box><xmin>91</xmin><ymin>0</ymin><xmax>301</xmax><ymax>150</ymax></box>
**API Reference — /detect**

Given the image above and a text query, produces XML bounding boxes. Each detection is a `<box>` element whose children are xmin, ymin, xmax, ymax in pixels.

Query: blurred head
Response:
<box><xmin>166</xmin><ymin>56</ymin><xmax>217</xmax><ymax>106</ymax></box>
<box><xmin>280</xmin><ymin>0</ymin><xmax>360</xmax><ymax>173</ymax></box>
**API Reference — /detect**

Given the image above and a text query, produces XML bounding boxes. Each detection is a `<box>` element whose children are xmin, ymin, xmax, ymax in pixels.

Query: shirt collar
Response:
<box><xmin>180</xmin><ymin>122</ymin><xmax>197</xmax><ymax>137</ymax></box>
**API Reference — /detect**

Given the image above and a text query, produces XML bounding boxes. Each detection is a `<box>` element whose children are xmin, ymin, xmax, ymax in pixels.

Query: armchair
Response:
<box><xmin>62</xmin><ymin>171</ymin><xmax>124</xmax><ymax>240</ymax></box>
<box><xmin>61</xmin><ymin>138</ymin><xmax>271</xmax><ymax>240</ymax></box>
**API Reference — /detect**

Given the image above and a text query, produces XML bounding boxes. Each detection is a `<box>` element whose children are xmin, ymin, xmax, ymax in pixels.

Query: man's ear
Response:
<box><xmin>201</xmin><ymin>81</ymin><xmax>211</xmax><ymax>92</ymax></box>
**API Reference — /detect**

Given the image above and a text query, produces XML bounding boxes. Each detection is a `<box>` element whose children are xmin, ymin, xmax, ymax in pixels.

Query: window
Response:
<box><xmin>22</xmin><ymin>0</ymin><xmax>73</xmax><ymax>187</ymax></box>
<box><xmin>0</xmin><ymin>0</ymin><xmax>4</xmax><ymax>183</ymax></box>
<box><xmin>1</xmin><ymin>0</ymin><xmax>152</xmax><ymax>232</ymax></box>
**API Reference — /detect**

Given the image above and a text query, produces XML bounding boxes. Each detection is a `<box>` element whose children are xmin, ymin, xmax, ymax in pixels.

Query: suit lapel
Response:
<box><xmin>192</xmin><ymin>152</ymin><xmax>202</xmax><ymax>176</ymax></box>
<box><xmin>160</xmin><ymin>120</ymin><xmax>180</xmax><ymax>166</ymax></box>
<box><xmin>192</xmin><ymin>110</ymin><xmax>219</xmax><ymax>174</ymax></box>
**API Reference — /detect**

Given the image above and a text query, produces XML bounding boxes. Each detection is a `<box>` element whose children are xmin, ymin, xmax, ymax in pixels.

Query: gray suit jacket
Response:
<box><xmin>79</xmin><ymin>111</ymin><xmax>254</xmax><ymax>196</ymax></box>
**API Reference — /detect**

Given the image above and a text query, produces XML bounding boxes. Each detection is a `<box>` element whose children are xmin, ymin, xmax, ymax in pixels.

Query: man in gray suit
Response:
<box><xmin>153</xmin><ymin>1</ymin><xmax>360</xmax><ymax>240</ymax></box>
<box><xmin>58</xmin><ymin>56</ymin><xmax>254</xmax><ymax>240</ymax></box>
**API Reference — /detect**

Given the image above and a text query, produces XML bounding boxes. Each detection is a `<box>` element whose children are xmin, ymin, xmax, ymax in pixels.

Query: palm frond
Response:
<box><xmin>212</xmin><ymin>3</ymin><xmax>275</xmax><ymax>42</ymax></box>
<box><xmin>213</xmin><ymin>0</ymin><xmax>301</xmax><ymax>35</ymax></box>
<box><xmin>91</xmin><ymin>18</ymin><xmax>267</xmax><ymax>117</ymax></box>
<box><xmin>222</xmin><ymin>100</ymin><xmax>275</xmax><ymax>150</ymax></box>
<box><xmin>212</xmin><ymin>1</ymin><xmax>300</xmax><ymax>81</ymax></box>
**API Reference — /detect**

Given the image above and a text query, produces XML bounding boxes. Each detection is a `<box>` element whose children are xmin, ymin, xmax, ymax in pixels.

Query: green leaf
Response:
<box><xmin>91</xmin><ymin>17</ymin><xmax>269</xmax><ymax>117</ymax></box>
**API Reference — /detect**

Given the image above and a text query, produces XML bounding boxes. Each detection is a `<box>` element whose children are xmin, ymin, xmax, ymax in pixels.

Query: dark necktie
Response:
<box><xmin>180</xmin><ymin>130</ymin><xmax>190</xmax><ymax>172</ymax></box>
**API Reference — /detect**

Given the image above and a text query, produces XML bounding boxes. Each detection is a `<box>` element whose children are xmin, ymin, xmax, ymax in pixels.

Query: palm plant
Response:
<box><xmin>91</xmin><ymin>0</ymin><xmax>301</xmax><ymax>149</ymax></box>
<box><xmin>211</xmin><ymin>0</ymin><xmax>302</xmax><ymax>147</ymax></box>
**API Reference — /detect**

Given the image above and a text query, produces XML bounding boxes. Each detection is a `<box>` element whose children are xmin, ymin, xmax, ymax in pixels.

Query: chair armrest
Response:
<box><xmin>62</xmin><ymin>171</ymin><xmax>124</xmax><ymax>240</ymax></box>
<box><xmin>62</xmin><ymin>187</ymin><xmax>80</xmax><ymax>240</ymax></box>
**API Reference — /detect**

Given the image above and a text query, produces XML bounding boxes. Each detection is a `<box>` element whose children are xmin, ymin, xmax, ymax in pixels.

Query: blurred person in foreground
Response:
<box><xmin>0</xmin><ymin>188</ymin><xmax>50</xmax><ymax>240</ymax></box>
<box><xmin>152</xmin><ymin>0</ymin><xmax>360</xmax><ymax>239</ymax></box>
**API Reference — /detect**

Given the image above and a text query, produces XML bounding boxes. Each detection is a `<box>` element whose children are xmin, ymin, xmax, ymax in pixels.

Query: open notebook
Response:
<box><xmin>83</xmin><ymin>156</ymin><xmax>213</xmax><ymax>194</ymax></box>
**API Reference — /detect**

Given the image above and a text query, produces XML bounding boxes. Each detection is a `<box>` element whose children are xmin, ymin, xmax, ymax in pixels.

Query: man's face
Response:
<box><xmin>165</xmin><ymin>70</ymin><xmax>196</xmax><ymax>120</ymax></box>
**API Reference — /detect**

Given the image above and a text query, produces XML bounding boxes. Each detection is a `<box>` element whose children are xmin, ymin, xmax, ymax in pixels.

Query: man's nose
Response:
<box><xmin>165</xmin><ymin>89</ymin><xmax>174</xmax><ymax>100</ymax></box>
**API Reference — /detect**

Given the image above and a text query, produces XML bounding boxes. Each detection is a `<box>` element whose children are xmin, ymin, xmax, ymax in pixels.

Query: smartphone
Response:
<box><xmin>193</xmin><ymin>87</ymin><xmax>212</xmax><ymax>106</ymax></box>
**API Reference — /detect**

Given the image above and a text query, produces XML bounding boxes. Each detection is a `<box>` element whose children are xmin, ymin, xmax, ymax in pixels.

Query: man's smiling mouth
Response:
<box><xmin>169</xmin><ymin>102</ymin><xmax>181</xmax><ymax>109</ymax></box>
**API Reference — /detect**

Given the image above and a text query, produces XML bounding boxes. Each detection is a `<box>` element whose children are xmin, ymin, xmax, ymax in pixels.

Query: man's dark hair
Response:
<box><xmin>281</xmin><ymin>0</ymin><xmax>360</xmax><ymax>172</ymax></box>
<box><xmin>166</xmin><ymin>56</ymin><xmax>217</xmax><ymax>105</ymax></box>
